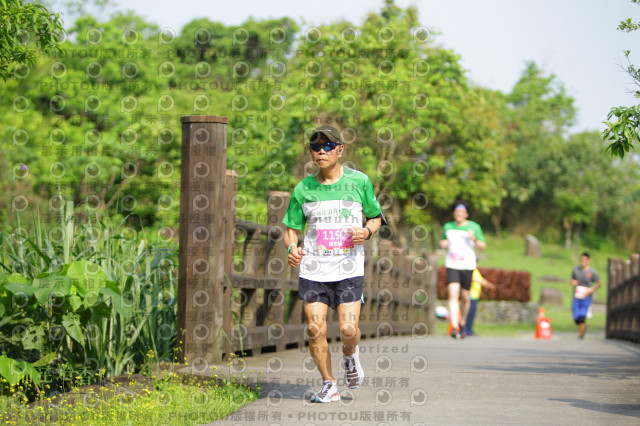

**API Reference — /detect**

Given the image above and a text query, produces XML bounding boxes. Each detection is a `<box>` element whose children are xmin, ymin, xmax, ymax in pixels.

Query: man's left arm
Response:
<box><xmin>355</xmin><ymin>177</ymin><xmax>385</xmax><ymax>245</ymax></box>
<box><xmin>589</xmin><ymin>269</ymin><xmax>602</xmax><ymax>295</ymax></box>
<box><xmin>469</xmin><ymin>225</ymin><xmax>486</xmax><ymax>250</ymax></box>
<box><xmin>351</xmin><ymin>217</ymin><xmax>382</xmax><ymax>245</ymax></box>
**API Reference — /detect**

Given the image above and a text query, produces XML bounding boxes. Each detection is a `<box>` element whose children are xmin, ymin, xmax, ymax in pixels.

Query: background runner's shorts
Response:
<box><xmin>446</xmin><ymin>268</ymin><xmax>474</xmax><ymax>291</ymax></box>
<box><xmin>298</xmin><ymin>276</ymin><xmax>364</xmax><ymax>309</ymax></box>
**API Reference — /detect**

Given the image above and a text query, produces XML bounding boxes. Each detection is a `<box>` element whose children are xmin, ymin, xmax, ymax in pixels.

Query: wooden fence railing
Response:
<box><xmin>607</xmin><ymin>253</ymin><xmax>640</xmax><ymax>343</ymax></box>
<box><xmin>178</xmin><ymin>115</ymin><xmax>436</xmax><ymax>365</ymax></box>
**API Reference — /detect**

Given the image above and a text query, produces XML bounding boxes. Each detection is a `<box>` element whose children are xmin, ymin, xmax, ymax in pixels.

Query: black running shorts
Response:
<box><xmin>446</xmin><ymin>268</ymin><xmax>473</xmax><ymax>291</ymax></box>
<box><xmin>298</xmin><ymin>276</ymin><xmax>363</xmax><ymax>309</ymax></box>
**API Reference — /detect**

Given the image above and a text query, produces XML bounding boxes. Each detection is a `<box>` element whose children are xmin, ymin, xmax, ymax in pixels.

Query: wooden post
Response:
<box><xmin>425</xmin><ymin>252</ymin><xmax>437</xmax><ymax>331</ymax></box>
<box><xmin>361</xmin><ymin>238</ymin><xmax>375</xmax><ymax>338</ymax></box>
<box><xmin>222</xmin><ymin>170</ymin><xmax>237</xmax><ymax>359</ymax></box>
<box><xmin>178</xmin><ymin>115</ymin><xmax>228</xmax><ymax>365</ymax></box>
<box><xmin>391</xmin><ymin>248</ymin><xmax>402</xmax><ymax>331</ymax></box>
<box><xmin>243</xmin><ymin>230</ymin><xmax>261</xmax><ymax>276</ymax></box>
<box><xmin>377</xmin><ymin>240</ymin><xmax>393</xmax><ymax>336</ymax></box>
<box><xmin>606</xmin><ymin>258</ymin><xmax>614</xmax><ymax>339</ymax></box>
<box><xmin>406</xmin><ymin>255</ymin><xmax>418</xmax><ymax>326</ymax></box>
<box><xmin>265</xmin><ymin>191</ymin><xmax>288</xmax><ymax>351</ymax></box>
<box><xmin>399</xmin><ymin>252</ymin><xmax>411</xmax><ymax>331</ymax></box>
<box><xmin>631</xmin><ymin>254</ymin><xmax>640</xmax><ymax>306</ymax></box>
<box><xmin>616</xmin><ymin>260</ymin><xmax>624</xmax><ymax>308</ymax></box>
<box><xmin>286</xmin><ymin>263</ymin><xmax>305</xmax><ymax>349</ymax></box>
<box><xmin>631</xmin><ymin>253</ymin><xmax>640</xmax><ymax>277</ymax></box>
<box><xmin>241</xmin><ymin>229</ymin><xmax>260</xmax><ymax>339</ymax></box>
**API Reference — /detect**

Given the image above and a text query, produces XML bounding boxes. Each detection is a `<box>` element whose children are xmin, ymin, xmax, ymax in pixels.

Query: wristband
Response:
<box><xmin>364</xmin><ymin>226</ymin><xmax>372</xmax><ymax>240</ymax></box>
<box><xmin>287</xmin><ymin>243</ymin><xmax>297</xmax><ymax>254</ymax></box>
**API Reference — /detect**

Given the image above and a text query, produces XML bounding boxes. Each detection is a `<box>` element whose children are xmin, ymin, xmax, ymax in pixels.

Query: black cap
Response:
<box><xmin>310</xmin><ymin>126</ymin><xmax>341</xmax><ymax>144</ymax></box>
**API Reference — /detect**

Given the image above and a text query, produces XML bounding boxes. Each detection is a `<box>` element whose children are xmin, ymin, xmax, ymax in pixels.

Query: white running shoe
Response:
<box><xmin>311</xmin><ymin>380</ymin><xmax>340</xmax><ymax>403</ymax></box>
<box><xmin>343</xmin><ymin>345</ymin><xmax>364</xmax><ymax>389</ymax></box>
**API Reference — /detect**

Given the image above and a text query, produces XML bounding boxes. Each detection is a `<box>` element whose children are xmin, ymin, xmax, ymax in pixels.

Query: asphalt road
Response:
<box><xmin>198</xmin><ymin>332</ymin><xmax>640</xmax><ymax>425</ymax></box>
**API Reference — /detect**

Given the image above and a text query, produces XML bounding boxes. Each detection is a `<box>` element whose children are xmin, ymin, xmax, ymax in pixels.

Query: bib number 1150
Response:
<box><xmin>317</xmin><ymin>227</ymin><xmax>354</xmax><ymax>251</ymax></box>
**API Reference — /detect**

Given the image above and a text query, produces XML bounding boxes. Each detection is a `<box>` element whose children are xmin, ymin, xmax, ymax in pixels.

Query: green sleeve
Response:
<box><xmin>441</xmin><ymin>222</ymin><xmax>449</xmax><ymax>240</ymax></box>
<box><xmin>282</xmin><ymin>189</ymin><xmax>306</xmax><ymax>230</ymax></box>
<box><xmin>362</xmin><ymin>177</ymin><xmax>382</xmax><ymax>218</ymax></box>
<box><xmin>473</xmin><ymin>222</ymin><xmax>485</xmax><ymax>242</ymax></box>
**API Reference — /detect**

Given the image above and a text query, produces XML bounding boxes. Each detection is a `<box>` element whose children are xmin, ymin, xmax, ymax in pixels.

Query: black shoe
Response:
<box><xmin>450</xmin><ymin>328</ymin><xmax>461</xmax><ymax>339</ymax></box>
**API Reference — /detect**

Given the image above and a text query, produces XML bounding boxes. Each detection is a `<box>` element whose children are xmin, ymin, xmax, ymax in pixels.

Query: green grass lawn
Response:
<box><xmin>1</xmin><ymin>373</ymin><xmax>260</xmax><ymax>425</ymax></box>
<box><xmin>434</xmin><ymin>233</ymin><xmax>628</xmax><ymax>337</ymax></box>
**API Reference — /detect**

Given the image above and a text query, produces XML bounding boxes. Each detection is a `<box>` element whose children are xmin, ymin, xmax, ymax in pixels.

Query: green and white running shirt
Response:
<box><xmin>283</xmin><ymin>166</ymin><xmax>382</xmax><ymax>282</ymax></box>
<box><xmin>441</xmin><ymin>221</ymin><xmax>485</xmax><ymax>271</ymax></box>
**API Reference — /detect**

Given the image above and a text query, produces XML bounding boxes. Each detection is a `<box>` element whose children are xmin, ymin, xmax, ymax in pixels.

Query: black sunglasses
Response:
<box><xmin>310</xmin><ymin>142</ymin><xmax>341</xmax><ymax>152</ymax></box>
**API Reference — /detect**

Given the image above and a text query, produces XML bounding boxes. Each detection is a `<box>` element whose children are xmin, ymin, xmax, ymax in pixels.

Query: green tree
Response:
<box><xmin>603</xmin><ymin>0</ymin><xmax>640</xmax><ymax>159</ymax></box>
<box><xmin>263</xmin><ymin>0</ymin><xmax>510</xmax><ymax>248</ymax></box>
<box><xmin>493</xmin><ymin>62</ymin><xmax>575</xmax><ymax>233</ymax></box>
<box><xmin>553</xmin><ymin>132</ymin><xmax>630</xmax><ymax>260</ymax></box>
<box><xmin>0</xmin><ymin>0</ymin><xmax>65</xmax><ymax>81</ymax></box>
<box><xmin>3</xmin><ymin>0</ymin><xmax>637</xmax><ymax>249</ymax></box>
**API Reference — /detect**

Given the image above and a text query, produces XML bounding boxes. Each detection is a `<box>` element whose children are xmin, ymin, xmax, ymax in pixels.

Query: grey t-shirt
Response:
<box><xmin>571</xmin><ymin>266</ymin><xmax>599</xmax><ymax>287</ymax></box>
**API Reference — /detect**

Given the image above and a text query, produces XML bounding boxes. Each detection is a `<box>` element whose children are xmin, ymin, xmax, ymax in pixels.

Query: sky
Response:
<box><xmin>59</xmin><ymin>0</ymin><xmax>640</xmax><ymax>134</ymax></box>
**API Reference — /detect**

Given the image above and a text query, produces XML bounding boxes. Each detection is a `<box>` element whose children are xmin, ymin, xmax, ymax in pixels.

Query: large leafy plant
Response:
<box><xmin>0</xmin><ymin>202</ymin><xmax>177</xmax><ymax>398</ymax></box>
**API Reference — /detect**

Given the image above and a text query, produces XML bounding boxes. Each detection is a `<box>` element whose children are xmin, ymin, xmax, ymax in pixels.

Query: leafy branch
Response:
<box><xmin>0</xmin><ymin>0</ymin><xmax>66</xmax><ymax>81</ymax></box>
<box><xmin>602</xmin><ymin>0</ymin><xmax>640</xmax><ymax>158</ymax></box>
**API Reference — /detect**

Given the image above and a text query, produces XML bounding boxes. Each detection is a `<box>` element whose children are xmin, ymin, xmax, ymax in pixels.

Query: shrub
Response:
<box><xmin>437</xmin><ymin>266</ymin><xmax>531</xmax><ymax>302</ymax></box>
<box><xmin>0</xmin><ymin>202</ymin><xmax>178</xmax><ymax>400</ymax></box>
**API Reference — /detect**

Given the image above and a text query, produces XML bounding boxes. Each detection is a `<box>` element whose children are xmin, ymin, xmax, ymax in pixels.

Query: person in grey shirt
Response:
<box><xmin>570</xmin><ymin>252</ymin><xmax>601</xmax><ymax>339</ymax></box>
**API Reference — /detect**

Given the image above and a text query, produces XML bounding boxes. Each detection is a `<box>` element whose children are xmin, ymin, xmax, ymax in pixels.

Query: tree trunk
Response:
<box><xmin>572</xmin><ymin>224</ymin><xmax>582</xmax><ymax>264</ymax></box>
<box><xmin>491</xmin><ymin>210</ymin><xmax>502</xmax><ymax>239</ymax></box>
<box><xmin>563</xmin><ymin>217</ymin><xmax>572</xmax><ymax>250</ymax></box>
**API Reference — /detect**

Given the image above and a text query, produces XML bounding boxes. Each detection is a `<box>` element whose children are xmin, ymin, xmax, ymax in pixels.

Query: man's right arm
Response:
<box><xmin>439</xmin><ymin>226</ymin><xmax>449</xmax><ymax>248</ymax></box>
<box><xmin>570</xmin><ymin>269</ymin><xmax>578</xmax><ymax>287</ymax></box>
<box><xmin>284</xmin><ymin>227</ymin><xmax>304</xmax><ymax>268</ymax></box>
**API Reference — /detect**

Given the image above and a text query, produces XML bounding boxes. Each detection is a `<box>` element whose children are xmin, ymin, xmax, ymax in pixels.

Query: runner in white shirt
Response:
<box><xmin>440</xmin><ymin>200</ymin><xmax>486</xmax><ymax>339</ymax></box>
<box><xmin>283</xmin><ymin>125</ymin><xmax>384</xmax><ymax>403</ymax></box>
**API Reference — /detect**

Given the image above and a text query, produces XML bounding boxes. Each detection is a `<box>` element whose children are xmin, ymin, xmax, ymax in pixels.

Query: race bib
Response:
<box><xmin>574</xmin><ymin>285</ymin><xmax>590</xmax><ymax>300</ymax></box>
<box><xmin>450</xmin><ymin>252</ymin><xmax>465</xmax><ymax>261</ymax></box>
<box><xmin>316</xmin><ymin>225</ymin><xmax>354</xmax><ymax>255</ymax></box>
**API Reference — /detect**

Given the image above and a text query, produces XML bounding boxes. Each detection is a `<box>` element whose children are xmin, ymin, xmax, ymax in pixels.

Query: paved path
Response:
<box><xmin>200</xmin><ymin>332</ymin><xmax>640</xmax><ymax>425</ymax></box>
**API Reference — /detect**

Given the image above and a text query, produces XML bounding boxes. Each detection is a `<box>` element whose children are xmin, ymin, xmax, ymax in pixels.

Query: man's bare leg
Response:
<box><xmin>304</xmin><ymin>302</ymin><xmax>334</xmax><ymax>381</ymax></box>
<box><xmin>337</xmin><ymin>301</ymin><xmax>361</xmax><ymax>356</ymax></box>
<box><xmin>459</xmin><ymin>288</ymin><xmax>471</xmax><ymax>331</ymax></box>
<box><xmin>448</xmin><ymin>282</ymin><xmax>461</xmax><ymax>330</ymax></box>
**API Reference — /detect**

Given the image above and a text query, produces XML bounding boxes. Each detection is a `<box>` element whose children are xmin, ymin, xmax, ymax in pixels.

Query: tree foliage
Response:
<box><xmin>1</xmin><ymin>0</ymin><xmax>639</xmax><ymax>250</ymax></box>
<box><xmin>603</xmin><ymin>0</ymin><xmax>640</xmax><ymax>159</ymax></box>
<box><xmin>0</xmin><ymin>0</ymin><xmax>65</xmax><ymax>81</ymax></box>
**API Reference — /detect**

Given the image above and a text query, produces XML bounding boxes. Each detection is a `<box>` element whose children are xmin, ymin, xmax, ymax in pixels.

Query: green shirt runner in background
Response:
<box><xmin>441</xmin><ymin>220</ymin><xmax>485</xmax><ymax>271</ymax></box>
<box><xmin>439</xmin><ymin>200</ymin><xmax>487</xmax><ymax>339</ymax></box>
<box><xmin>283</xmin><ymin>166</ymin><xmax>382</xmax><ymax>282</ymax></box>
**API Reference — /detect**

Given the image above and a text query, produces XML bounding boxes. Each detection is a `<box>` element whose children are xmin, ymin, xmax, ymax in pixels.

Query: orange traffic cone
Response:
<box><xmin>535</xmin><ymin>307</ymin><xmax>552</xmax><ymax>339</ymax></box>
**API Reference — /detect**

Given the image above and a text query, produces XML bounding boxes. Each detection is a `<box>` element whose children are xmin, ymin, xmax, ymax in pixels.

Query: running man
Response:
<box><xmin>283</xmin><ymin>125</ymin><xmax>384</xmax><ymax>403</ymax></box>
<box><xmin>571</xmin><ymin>252</ymin><xmax>601</xmax><ymax>339</ymax></box>
<box><xmin>440</xmin><ymin>200</ymin><xmax>486</xmax><ymax>339</ymax></box>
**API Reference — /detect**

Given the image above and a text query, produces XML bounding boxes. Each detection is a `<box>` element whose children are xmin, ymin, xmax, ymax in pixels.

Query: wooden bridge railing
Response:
<box><xmin>178</xmin><ymin>115</ymin><xmax>436</xmax><ymax>365</ymax></box>
<box><xmin>607</xmin><ymin>253</ymin><xmax>640</xmax><ymax>343</ymax></box>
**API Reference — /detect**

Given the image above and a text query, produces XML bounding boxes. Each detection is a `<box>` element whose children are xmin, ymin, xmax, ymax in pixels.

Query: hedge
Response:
<box><xmin>437</xmin><ymin>267</ymin><xmax>531</xmax><ymax>302</ymax></box>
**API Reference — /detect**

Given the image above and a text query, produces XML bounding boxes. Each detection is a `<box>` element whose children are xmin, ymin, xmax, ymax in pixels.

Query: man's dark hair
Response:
<box><xmin>451</xmin><ymin>199</ymin><xmax>470</xmax><ymax>214</ymax></box>
<box><xmin>581</xmin><ymin>252</ymin><xmax>590</xmax><ymax>258</ymax></box>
